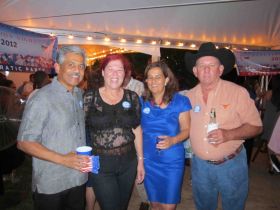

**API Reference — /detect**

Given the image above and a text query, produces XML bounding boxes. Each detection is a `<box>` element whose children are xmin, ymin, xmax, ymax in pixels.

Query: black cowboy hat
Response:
<box><xmin>184</xmin><ymin>42</ymin><xmax>236</xmax><ymax>75</ymax></box>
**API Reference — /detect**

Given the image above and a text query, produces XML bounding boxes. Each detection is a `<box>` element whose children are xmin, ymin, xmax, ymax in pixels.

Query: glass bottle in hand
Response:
<box><xmin>207</xmin><ymin>108</ymin><xmax>218</xmax><ymax>144</ymax></box>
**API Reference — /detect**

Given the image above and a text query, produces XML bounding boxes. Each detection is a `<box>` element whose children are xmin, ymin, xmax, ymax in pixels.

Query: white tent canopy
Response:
<box><xmin>0</xmin><ymin>0</ymin><xmax>280</xmax><ymax>57</ymax></box>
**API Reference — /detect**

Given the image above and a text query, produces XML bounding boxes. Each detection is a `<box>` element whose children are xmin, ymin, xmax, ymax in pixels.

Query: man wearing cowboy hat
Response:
<box><xmin>185</xmin><ymin>42</ymin><xmax>262</xmax><ymax>210</ymax></box>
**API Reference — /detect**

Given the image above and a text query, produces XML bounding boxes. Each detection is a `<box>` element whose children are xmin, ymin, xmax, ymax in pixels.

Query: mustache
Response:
<box><xmin>70</xmin><ymin>72</ymin><xmax>81</xmax><ymax>77</ymax></box>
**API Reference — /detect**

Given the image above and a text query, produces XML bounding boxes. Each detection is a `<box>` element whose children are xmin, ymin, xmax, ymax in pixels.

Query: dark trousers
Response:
<box><xmin>33</xmin><ymin>184</ymin><xmax>86</xmax><ymax>210</ymax></box>
<box><xmin>0</xmin><ymin>143</ymin><xmax>25</xmax><ymax>195</ymax></box>
<box><xmin>90</xmin><ymin>152</ymin><xmax>137</xmax><ymax>210</ymax></box>
<box><xmin>244</xmin><ymin>138</ymin><xmax>254</xmax><ymax>166</ymax></box>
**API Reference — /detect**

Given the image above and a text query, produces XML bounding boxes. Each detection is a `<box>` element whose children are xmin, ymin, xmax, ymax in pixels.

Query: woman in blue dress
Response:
<box><xmin>141</xmin><ymin>61</ymin><xmax>191</xmax><ymax>210</ymax></box>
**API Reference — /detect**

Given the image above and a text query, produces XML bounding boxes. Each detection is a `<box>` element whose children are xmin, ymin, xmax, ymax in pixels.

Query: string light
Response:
<box><xmin>190</xmin><ymin>43</ymin><xmax>196</xmax><ymax>48</ymax></box>
<box><xmin>68</xmin><ymin>34</ymin><xmax>74</xmax><ymax>39</ymax></box>
<box><xmin>86</xmin><ymin>36</ymin><xmax>93</xmax><ymax>41</ymax></box>
<box><xmin>104</xmin><ymin>37</ymin><xmax>110</xmax><ymax>42</ymax></box>
<box><xmin>164</xmin><ymin>41</ymin><xmax>171</xmax><ymax>46</ymax></box>
<box><xmin>177</xmin><ymin>42</ymin><xmax>184</xmax><ymax>47</ymax></box>
<box><xmin>36</xmin><ymin>28</ymin><xmax>267</xmax><ymax>51</ymax></box>
<box><xmin>151</xmin><ymin>41</ymin><xmax>157</xmax><ymax>45</ymax></box>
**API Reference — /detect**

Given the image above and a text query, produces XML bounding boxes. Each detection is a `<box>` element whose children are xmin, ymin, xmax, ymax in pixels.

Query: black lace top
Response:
<box><xmin>84</xmin><ymin>89</ymin><xmax>141</xmax><ymax>154</ymax></box>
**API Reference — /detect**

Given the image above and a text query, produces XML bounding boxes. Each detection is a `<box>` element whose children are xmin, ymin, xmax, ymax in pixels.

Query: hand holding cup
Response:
<box><xmin>76</xmin><ymin>146</ymin><xmax>100</xmax><ymax>174</ymax></box>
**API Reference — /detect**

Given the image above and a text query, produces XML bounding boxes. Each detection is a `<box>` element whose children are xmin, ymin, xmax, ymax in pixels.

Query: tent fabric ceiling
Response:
<box><xmin>0</xmin><ymin>0</ymin><xmax>280</xmax><ymax>52</ymax></box>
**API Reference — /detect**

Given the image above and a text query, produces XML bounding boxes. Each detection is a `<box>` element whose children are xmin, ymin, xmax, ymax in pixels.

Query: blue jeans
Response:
<box><xmin>191</xmin><ymin>147</ymin><xmax>248</xmax><ymax>210</ymax></box>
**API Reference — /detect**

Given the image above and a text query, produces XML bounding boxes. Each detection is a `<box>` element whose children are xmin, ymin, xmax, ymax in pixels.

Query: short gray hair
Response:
<box><xmin>56</xmin><ymin>45</ymin><xmax>87</xmax><ymax>66</ymax></box>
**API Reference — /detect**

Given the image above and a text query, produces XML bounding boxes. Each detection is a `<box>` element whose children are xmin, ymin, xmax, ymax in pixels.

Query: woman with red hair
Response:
<box><xmin>84</xmin><ymin>54</ymin><xmax>145</xmax><ymax>210</ymax></box>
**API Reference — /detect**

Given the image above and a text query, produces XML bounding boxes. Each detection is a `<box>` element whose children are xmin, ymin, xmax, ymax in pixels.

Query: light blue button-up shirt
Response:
<box><xmin>17</xmin><ymin>77</ymin><xmax>87</xmax><ymax>194</ymax></box>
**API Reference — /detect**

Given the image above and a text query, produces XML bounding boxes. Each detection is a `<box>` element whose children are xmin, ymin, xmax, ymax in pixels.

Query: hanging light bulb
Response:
<box><xmin>104</xmin><ymin>37</ymin><xmax>110</xmax><ymax>42</ymax></box>
<box><xmin>164</xmin><ymin>41</ymin><xmax>171</xmax><ymax>46</ymax></box>
<box><xmin>87</xmin><ymin>36</ymin><xmax>93</xmax><ymax>41</ymax></box>
<box><xmin>177</xmin><ymin>42</ymin><xmax>184</xmax><ymax>47</ymax></box>
<box><xmin>190</xmin><ymin>43</ymin><xmax>196</xmax><ymax>48</ymax></box>
<box><xmin>151</xmin><ymin>41</ymin><xmax>157</xmax><ymax>45</ymax></box>
<box><xmin>68</xmin><ymin>34</ymin><xmax>74</xmax><ymax>39</ymax></box>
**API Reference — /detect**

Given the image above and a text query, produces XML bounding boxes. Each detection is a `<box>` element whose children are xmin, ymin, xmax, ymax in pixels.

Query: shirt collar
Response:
<box><xmin>51</xmin><ymin>77</ymin><xmax>80</xmax><ymax>94</ymax></box>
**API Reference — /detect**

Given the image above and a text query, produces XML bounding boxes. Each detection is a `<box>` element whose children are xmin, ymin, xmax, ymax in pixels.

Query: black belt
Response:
<box><xmin>206</xmin><ymin>145</ymin><xmax>243</xmax><ymax>165</ymax></box>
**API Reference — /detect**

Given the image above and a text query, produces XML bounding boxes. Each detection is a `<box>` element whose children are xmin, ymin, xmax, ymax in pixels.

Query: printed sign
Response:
<box><xmin>0</xmin><ymin>23</ymin><xmax>58</xmax><ymax>73</ymax></box>
<box><xmin>234</xmin><ymin>50</ymin><xmax>280</xmax><ymax>76</ymax></box>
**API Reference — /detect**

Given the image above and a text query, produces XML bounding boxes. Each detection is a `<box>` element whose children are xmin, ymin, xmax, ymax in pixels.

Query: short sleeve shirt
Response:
<box><xmin>17</xmin><ymin>77</ymin><xmax>87</xmax><ymax>194</ymax></box>
<box><xmin>187</xmin><ymin>79</ymin><xmax>262</xmax><ymax>160</ymax></box>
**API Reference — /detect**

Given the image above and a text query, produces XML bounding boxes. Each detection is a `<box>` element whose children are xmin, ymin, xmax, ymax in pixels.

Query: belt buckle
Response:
<box><xmin>207</xmin><ymin>159</ymin><xmax>225</xmax><ymax>165</ymax></box>
<box><xmin>207</xmin><ymin>145</ymin><xmax>243</xmax><ymax>165</ymax></box>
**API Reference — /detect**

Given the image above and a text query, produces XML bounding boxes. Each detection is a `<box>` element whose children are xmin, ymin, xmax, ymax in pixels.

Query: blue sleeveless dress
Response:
<box><xmin>140</xmin><ymin>93</ymin><xmax>192</xmax><ymax>204</ymax></box>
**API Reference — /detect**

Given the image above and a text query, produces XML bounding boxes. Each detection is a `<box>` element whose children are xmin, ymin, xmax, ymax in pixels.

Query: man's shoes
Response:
<box><xmin>139</xmin><ymin>202</ymin><xmax>150</xmax><ymax>210</ymax></box>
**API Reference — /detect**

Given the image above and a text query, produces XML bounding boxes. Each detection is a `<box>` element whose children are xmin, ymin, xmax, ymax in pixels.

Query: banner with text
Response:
<box><xmin>0</xmin><ymin>23</ymin><xmax>58</xmax><ymax>73</ymax></box>
<box><xmin>234</xmin><ymin>50</ymin><xmax>280</xmax><ymax>76</ymax></box>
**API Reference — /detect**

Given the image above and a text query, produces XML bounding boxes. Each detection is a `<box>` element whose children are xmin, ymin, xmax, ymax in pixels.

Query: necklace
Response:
<box><xmin>101</xmin><ymin>88</ymin><xmax>123</xmax><ymax>105</ymax></box>
<box><xmin>151</xmin><ymin>99</ymin><xmax>164</xmax><ymax>107</ymax></box>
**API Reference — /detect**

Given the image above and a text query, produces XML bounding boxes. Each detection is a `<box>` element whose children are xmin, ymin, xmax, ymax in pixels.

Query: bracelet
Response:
<box><xmin>137</xmin><ymin>156</ymin><xmax>144</xmax><ymax>160</ymax></box>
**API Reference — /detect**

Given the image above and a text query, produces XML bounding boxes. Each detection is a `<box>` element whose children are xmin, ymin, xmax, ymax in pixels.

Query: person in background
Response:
<box><xmin>28</xmin><ymin>70</ymin><xmax>51</xmax><ymax>100</ymax></box>
<box><xmin>0</xmin><ymin>77</ymin><xmax>25</xmax><ymax>194</ymax></box>
<box><xmin>0</xmin><ymin>79</ymin><xmax>16</xmax><ymax>90</ymax></box>
<box><xmin>122</xmin><ymin>57</ymin><xmax>144</xmax><ymax>96</ymax></box>
<box><xmin>17</xmin><ymin>46</ymin><xmax>91</xmax><ymax>210</ymax></box>
<box><xmin>84</xmin><ymin>68</ymin><xmax>104</xmax><ymax>210</ymax></box>
<box><xmin>122</xmin><ymin>57</ymin><xmax>148</xmax><ymax>210</ymax></box>
<box><xmin>0</xmin><ymin>72</ymin><xmax>6</xmax><ymax>81</ymax></box>
<box><xmin>140</xmin><ymin>61</ymin><xmax>191</xmax><ymax>210</ymax></box>
<box><xmin>261</xmin><ymin>75</ymin><xmax>280</xmax><ymax>173</ymax></box>
<box><xmin>84</xmin><ymin>54</ymin><xmax>144</xmax><ymax>210</ymax></box>
<box><xmin>268</xmin><ymin>115</ymin><xmax>280</xmax><ymax>173</ymax></box>
<box><xmin>184</xmin><ymin>42</ymin><xmax>262</xmax><ymax>210</ymax></box>
<box><xmin>17</xmin><ymin>73</ymin><xmax>34</xmax><ymax>100</ymax></box>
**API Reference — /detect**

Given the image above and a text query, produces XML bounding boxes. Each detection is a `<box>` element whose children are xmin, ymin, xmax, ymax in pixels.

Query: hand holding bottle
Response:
<box><xmin>207</xmin><ymin>108</ymin><xmax>219</xmax><ymax>144</ymax></box>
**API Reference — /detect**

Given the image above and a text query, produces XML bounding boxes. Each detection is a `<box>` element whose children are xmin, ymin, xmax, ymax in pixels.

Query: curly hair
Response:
<box><xmin>143</xmin><ymin>60</ymin><xmax>178</xmax><ymax>103</ymax></box>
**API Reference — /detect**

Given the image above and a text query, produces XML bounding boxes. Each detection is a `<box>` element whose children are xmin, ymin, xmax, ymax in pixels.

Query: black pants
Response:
<box><xmin>0</xmin><ymin>143</ymin><xmax>25</xmax><ymax>195</ymax></box>
<box><xmin>244</xmin><ymin>138</ymin><xmax>255</xmax><ymax>167</ymax></box>
<box><xmin>90</xmin><ymin>152</ymin><xmax>137</xmax><ymax>210</ymax></box>
<box><xmin>33</xmin><ymin>184</ymin><xmax>86</xmax><ymax>210</ymax></box>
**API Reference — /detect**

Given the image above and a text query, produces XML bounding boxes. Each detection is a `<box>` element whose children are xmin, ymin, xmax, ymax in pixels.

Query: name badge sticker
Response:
<box><xmin>122</xmin><ymin>101</ymin><xmax>131</xmax><ymax>109</ymax></box>
<box><xmin>143</xmin><ymin>107</ymin><xmax>150</xmax><ymax>114</ymax></box>
<box><xmin>194</xmin><ymin>105</ymin><xmax>201</xmax><ymax>113</ymax></box>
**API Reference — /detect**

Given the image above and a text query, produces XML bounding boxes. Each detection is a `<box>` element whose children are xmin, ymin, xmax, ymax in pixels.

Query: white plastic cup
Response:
<box><xmin>76</xmin><ymin>146</ymin><xmax>92</xmax><ymax>156</ymax></box>
<box><xmin>207</xmin><ymin>123</ymin><xmax>218</xmax><ymax>133</ymax></box>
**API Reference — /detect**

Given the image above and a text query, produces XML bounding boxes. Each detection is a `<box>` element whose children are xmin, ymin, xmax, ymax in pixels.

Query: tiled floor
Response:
<box><xmin>126</xmin><ymin>150</ymin><xmax>280</xmax><ymax>210</ymax></box>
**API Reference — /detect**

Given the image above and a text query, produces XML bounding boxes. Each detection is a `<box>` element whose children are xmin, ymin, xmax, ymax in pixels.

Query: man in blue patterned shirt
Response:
<box><xmin>17</xmin><ymin>46</ymin><xmax>91</xmax><ymax>210</ymax></box>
